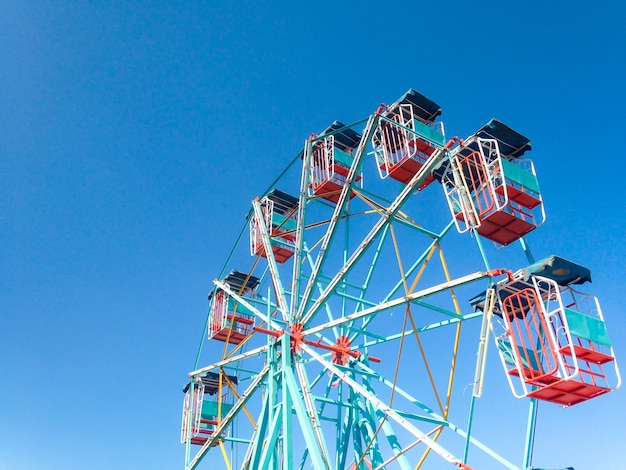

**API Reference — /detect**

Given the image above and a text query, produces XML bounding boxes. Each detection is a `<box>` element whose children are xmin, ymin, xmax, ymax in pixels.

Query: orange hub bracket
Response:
<box><xmin>290</xmin><ymin>323</ymin><xmax>305</xmax><ymax>354</ymax></box>
<box><xmin>332</xmin><ymin>335</ymin><xmax>357</xmax><ymax>365</ymax></box>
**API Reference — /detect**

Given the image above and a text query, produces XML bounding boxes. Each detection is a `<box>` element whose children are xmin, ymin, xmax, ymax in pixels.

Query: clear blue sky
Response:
<box><xmin>1</xmin><ymin>2</ymin><xmax>625</xmax><ymax>469</ymax></box>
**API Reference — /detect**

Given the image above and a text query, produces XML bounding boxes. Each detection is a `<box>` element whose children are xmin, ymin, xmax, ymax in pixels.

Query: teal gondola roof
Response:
<box><xmin>521</xmin><ymin>255</ymin><xmax>591</xmax><ymax>286</ymax></box>
<box><xmin>475</xmin><ymin>119</ymin><xmax>531</xmax><ymax>159</ymax></box>
<box><xmin>209</xmin><ymin>270</ymin><xmax>260</xmax><ymax>300</ymax></box>
<box><xmin>470</xmin><ymin>256</ymin><xmax>591</xmax><ymax>317</ymax></box>
<box><xmin>321</xmin><ymin>120</ymin><xmax>362</xmax><ymax>152</ymax></box>
<box><xmin>454</xmin><ymin>119</ymin><xmax>531</xmax><ymax>161</ymax></box>
<box><xmin>183</xmin><ymin>372</ymin><xmax>239</xmax><ymax>395</ymax></box>
<box><xmin>387</xmin><ymin>88</ymin><xmax>442</xmax><ymax>124</ymax></box>
<box><xmin>434</xmin><ymin>119</ymin><xmax>532</xmax><ymax>184</ymax></box>
<box><xmin>264</xmin><ymin>189</ymin><xmax>299</xmax><ymax>215</ymax></box>
<box><xmin>223</xmin><ymin>270</ymin><xmax>260</xmax><ymax>292</ymax></box>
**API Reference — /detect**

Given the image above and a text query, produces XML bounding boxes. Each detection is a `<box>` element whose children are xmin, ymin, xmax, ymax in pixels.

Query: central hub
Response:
<box><xmin>289</xmin><ymin>323</ymin><xmax>305</xmax><ymax>354</ymax></box>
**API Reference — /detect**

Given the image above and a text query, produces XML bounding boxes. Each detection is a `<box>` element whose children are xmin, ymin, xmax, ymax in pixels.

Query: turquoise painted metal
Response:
<box><xmin>181</xmin><ymin>89</ymin><xmax>618</xmax><ymax>470</ymax></box>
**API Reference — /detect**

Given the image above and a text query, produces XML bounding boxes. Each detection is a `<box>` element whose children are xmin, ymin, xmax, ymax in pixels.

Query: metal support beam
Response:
<box><xmin>284</xmin><ymin>362</ymin><xmax>331</xmax><ymax>469</ymax></box>
<box><xmin>304</xmin><ymin>270</ymin><xmax>500</xmax><ymax>337</ymax></box>
<box><xmin>244</xmin><ymin>393</ymin><xmax>271</xmax><ymax>469</ymax></box>
<box><xmin>301</xmin><ymin>344</ymin><xmax>465</xmax><ymax>467</ymax></box>
<box><xmin>189</xmin><ymin>344</ymin><xmax>268</xmax><ymax>378</ymax></box>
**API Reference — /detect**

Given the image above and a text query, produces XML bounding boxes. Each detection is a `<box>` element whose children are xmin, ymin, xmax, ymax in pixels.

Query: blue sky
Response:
<box><xmin>1</xmin><ymin>2</ymin><xmax>625</xmax><ymax>469</ymax></box>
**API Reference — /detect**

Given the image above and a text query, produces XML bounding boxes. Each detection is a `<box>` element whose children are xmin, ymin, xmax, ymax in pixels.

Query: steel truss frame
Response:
<box><xmin>182</xmin><ymin>105</ymin><xmax>605</xmax><ymax>470</ymax></box>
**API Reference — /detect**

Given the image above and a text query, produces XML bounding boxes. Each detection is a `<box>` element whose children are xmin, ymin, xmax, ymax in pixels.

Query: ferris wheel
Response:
<box><xmin>181</xmin><ymin>89</ymin><xmax>620</xmax><ymax>470</ymax></box>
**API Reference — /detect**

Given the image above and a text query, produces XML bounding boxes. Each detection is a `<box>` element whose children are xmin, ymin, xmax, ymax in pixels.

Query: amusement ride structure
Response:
<box><xmin>180</xmin><ymin>89</ymin><xmax>620</xmax><ymax>469</ymax></box>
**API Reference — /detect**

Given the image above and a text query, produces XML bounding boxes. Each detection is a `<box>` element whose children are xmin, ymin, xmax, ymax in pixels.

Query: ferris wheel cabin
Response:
<box><xmin>442</xmin><ymin>119</ymin><xmax>545</xmax><ymax>245</ymax></box>
<box><xmin>250</xmin><ymin>189</ymin><xmax>299</xmax><ymax>264</ymax></box>
<box><xmin>308</xmin><ymin>121</ymin><xmax>363</xmax><ymax>204</ymax></box>
<box><xmin>208</xmin><ymin>270</ymin><xmax>260</xmax><ymax>345</ymax></box>
<box><xmin>182</xmin><ymin>88</ymin><xmax>621</xmax><ymax>470</ymax></box>
<box><xmin>373</xmin><ymin>88</ymin><xmax>445</xmax><ymax>189</ymax></box>
<box><xmin>482</xmin><ymin>256</ymin><xmax>621</xmax><ymax>406</ymax></box>
<box><xmin>181</xmin><ymin>372</ymin><xmax>238</xmax><ymax>446</ymax></box>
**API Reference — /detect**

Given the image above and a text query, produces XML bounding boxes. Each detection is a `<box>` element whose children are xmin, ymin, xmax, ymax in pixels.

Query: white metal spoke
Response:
<box><xmin>300</xmin><ymin>343</ymin><xmax>464</xmax><ymax>467</ymax></box>
<box><xmin>252</xmin><ymin>199</ymin><xmax>290</xmax><ymax>322</ymax></box>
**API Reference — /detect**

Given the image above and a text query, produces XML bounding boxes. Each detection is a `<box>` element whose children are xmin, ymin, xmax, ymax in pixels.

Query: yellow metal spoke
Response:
<box><xmin>408</xmin><ymin>244</ymin><xmax>437</xmax><ymax>294</ymax></box>
<box><xmin>438</xmin><ymin>244</ymin><xmax>463</xmax><ymax>417</ymax></box>
<box><xmin>406</xmin><ymin>307</ymin><xmax>445</xmax><ymax>415</ymax></box>
<box><xmin>218</xmin><ymin>441</ymin><xmax>232</xmax><ymax>470</ymax></box>
<box><xmin>221</xmin><ymin>368</ymin><xmax>257</xmax><ymax>428</ymax></box>
<box><xmin>389</xmin><ymin>223</ymin><xmax>409</xmax><ymax>295</ymax></box>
